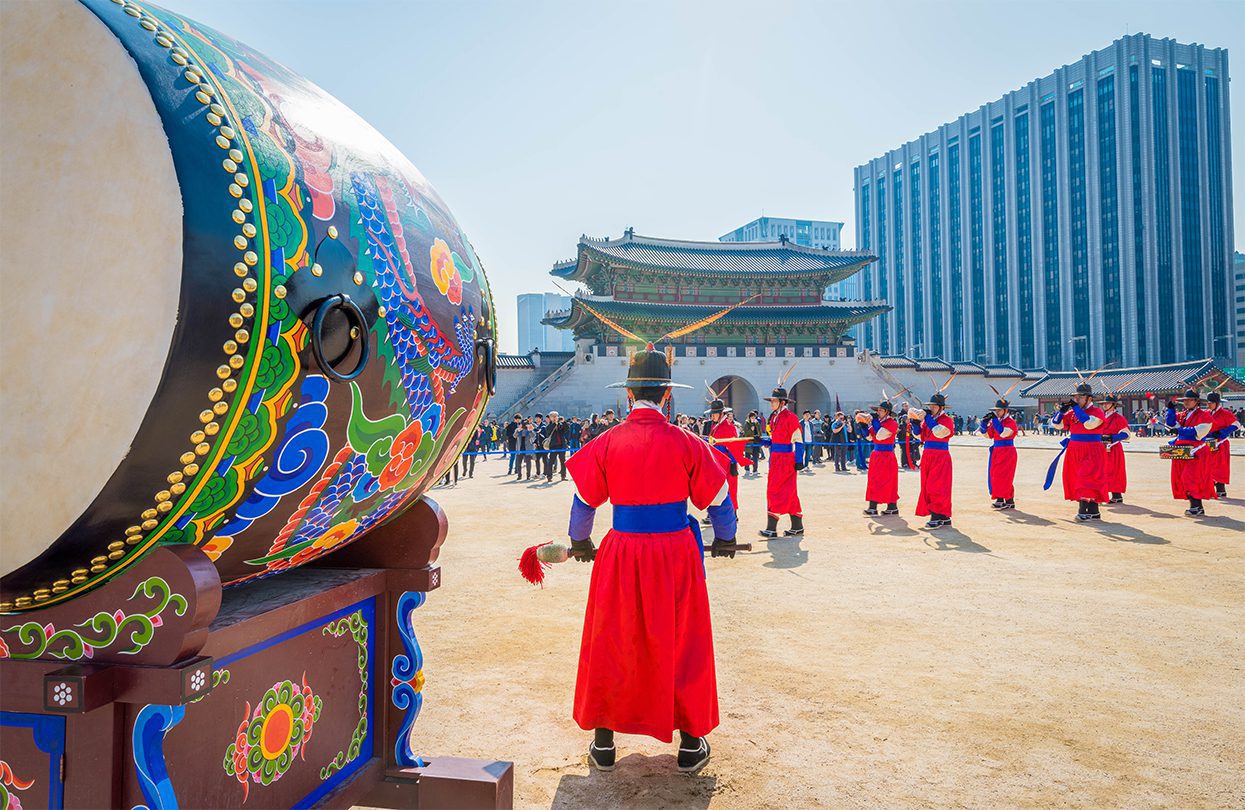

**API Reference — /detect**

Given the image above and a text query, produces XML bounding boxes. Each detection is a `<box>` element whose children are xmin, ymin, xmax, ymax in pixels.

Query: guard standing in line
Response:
<box><xmin>910</xmin><ymin>387</ymin><xmax>955</xmax><ymax>529</ymax></box>
<box><xmin>759</xmin><ymin>383</ymin><xmax>805</xmax><ymax>538</ymax></box>
<box><xmin>1099</xmin><ymin>393</ymin><xmax>1131</xmax><ymax>504</ymax></box>
<box><xmin>980</xmin><ymin>398</ymin><xmax>1018</xmax><ymax>510</ymax></box>
<box><xmin>1205</xmin><ymin>388</ymin><xmax>1240</xmax><ymax>498</ymax></box>
<box><xmin>863</xmin><ymin>399</ymin><xmax>900</xmax><ymax>516</ymax></box>
<box><xmin>1164</xmin><ymin>389</ymin><xmax>1216</xmax><ymax>516</ymax></box>
<box><xmin>1046</xmin><ymin>382</ymin><xmax>1108</xmax><ymax>522</ymax></box>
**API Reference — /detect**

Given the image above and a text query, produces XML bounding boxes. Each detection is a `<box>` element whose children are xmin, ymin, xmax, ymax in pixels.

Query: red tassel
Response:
<box><xmin>519</xmin><ymin>542</ymin><xmax>552</xmax><ymax>587</ymax></box>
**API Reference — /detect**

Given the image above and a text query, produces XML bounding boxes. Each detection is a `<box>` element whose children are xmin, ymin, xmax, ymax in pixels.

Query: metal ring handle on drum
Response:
<box><xmin>311</xmin><ymin>294</ymin><xmax>369</xmax><ymax>383</ymax></box>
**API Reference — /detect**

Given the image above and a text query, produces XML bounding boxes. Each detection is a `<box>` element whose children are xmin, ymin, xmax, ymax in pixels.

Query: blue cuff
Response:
<box><xmin>977</xmin><ymin>422</ymin><xmax>989</xmax><ymax>434</ymax></box>
<box><xmin>1071</xmin><ymin>405</ymin><xmax>1091</xmax><ymax>423</ymax></box>
<box><xmin>870</xmin><ymin>417</ymin><xmax>881</xmax><ymax>433</ymax></box>
<box><xmin>991</xmin><ymin>417</ymin><xmax>1003</xmax><ymax>434</ymax></box>
<box><xmin>707</xmin><ymin>500</ymin><xmax>737</xmax><ymax>540</ymax></box>
<box><xmin>794</xmin><ymin>443</ymin><xmax>806</xmax><ymax>466</ymax></box>
<box><xmin>1111</xmin><ymin>432</ymin><xmax>1128</xmax><ymax>442</ymax></box>
<box><xmin>1164</xmin><ymin>407</ymin><xmax>1177</xmax><ymax>427</ymax></box>
<box><xmin>923</xmin><ymin>414</ymin><xmax>938</xmax><ymax>431</ymax></box>
<box><xmin>568</xmin><ymin>494</ymin><xmax>596</xmax><ymax>541</ymax></box>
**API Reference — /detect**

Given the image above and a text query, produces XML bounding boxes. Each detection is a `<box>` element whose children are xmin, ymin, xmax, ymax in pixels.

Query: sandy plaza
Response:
<box><xmin>402</xmin><ymin>438</ymin><xmax>1244</xmax><ymax>808</ymax></box>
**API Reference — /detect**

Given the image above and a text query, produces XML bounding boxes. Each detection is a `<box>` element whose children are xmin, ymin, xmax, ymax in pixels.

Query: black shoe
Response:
<box><xmin>759</xmin><ymin>515</ymin><xmax>779</xmax><ymax>538</ymax></box>
<box><xmin>880</xmin><ymin>506</ymin><xmax>900</xmax><ymax>516</ymax></box>
<box><xmin>1108</xmin><ymin>493</ymin><xmax>1124</xmax><ymax>504</ymax></box>
<box><xmin>990</xmin><ymin>499</ymin><xmax>1004</xmax><ymax>509</ymax></box>
<box><xmin>677</xmin><ymin>737</ymin><xmax>710</xmax><ymax>773</ymax></box>
<box><xmin>1001</xmin><ymin>500</ymin><xmax>1016</xmax><ymax>510</ymax></box>
<box><xmin>862</xmin><ymin>507</ymin><xmax>879</xmax><ymax>517</ymax></box>
<box><xmin>588</xmin><ymin>742</ymin><xmax>616</xmax><ymax>771</ymax></box>
<box><xmin>923</xmin><ymin>518</ymin><xmax>948</xmax><ymax>530</ymax></box>
<box><xmin>757</xmin><ymin>530</ymin><xmax>779</xmax><ymax>539</ymax></box>
<box><xmin>1185</xmin><ymin>506</ymin><xmax>1205</xmax><ymax>516</ymax></box>
<box><xmin>1075</xmin><ymin>512</ymin><xmax>1095</xmax><ymax>522</ymax></box>
<box><xmin>783</xmin><ymin>528</ymin><xmax>804</xmax><ymax>536</ymax></box>
<box><xmin>784</xmin><ymin>516</ymin><xmax>804</xmax><ymax>536</ymax></box>
<box><xmin>1215</xmin><ymin>483</ymin><xmax>1227</xmax><ymax>497</ymax></box>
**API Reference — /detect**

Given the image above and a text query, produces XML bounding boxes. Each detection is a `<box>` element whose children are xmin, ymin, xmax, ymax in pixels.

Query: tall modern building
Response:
<box><xmin>719</xmin><ymin>216</ymin><xmax>858</xmax><ymax>302</ymax></box>
<box><xmin>854</xmin><ymin>34</ymin><xmax>1235</xmax><ymax>370</ymax></box>
<box><xmin>1234</xmin><ymin>252</ymin><xmax>1245</xmax><ymax>365</ymax></box>
<box><xmin>516</xmin><ymin>292</ymin><xmax>574</xmax><ymax>353</ymax></box>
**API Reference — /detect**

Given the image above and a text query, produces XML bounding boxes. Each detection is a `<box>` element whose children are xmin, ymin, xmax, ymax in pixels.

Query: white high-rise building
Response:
<box><xmin>516</xmin><ymin>293</ymin><xmax>574</xmax><ymax>353</ymax></box>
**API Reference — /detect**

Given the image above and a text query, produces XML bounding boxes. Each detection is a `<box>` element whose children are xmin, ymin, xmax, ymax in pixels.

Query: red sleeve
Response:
<box><xmin>686</xmin><ymin>432</ymin><xmax>728</xmax><ymax>511</ymax></box>
<box><xmin>565</xmin><ymin>434</ymin><xmax>609</xmax><ymax>507</ymax></box>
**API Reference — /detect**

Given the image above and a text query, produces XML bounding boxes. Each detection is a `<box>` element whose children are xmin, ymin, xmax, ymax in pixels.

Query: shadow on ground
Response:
<box><xmin>924</xmin><ymin>527</ymin><xmax>991</xmax><ymax>553</ymax></box>
<box><xmin>761</xmin><ymin>537</ymin><xmax>808</xmax><ymax>569</ymax></box>
<box><xmin>551</xmin><ymin>754</ymin><xmax>716</xmax><ymax>810</ymax></box>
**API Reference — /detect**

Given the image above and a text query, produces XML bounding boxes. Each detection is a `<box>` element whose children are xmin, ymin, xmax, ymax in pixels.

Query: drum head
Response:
<box><xmin>0</xmin><ymin>0</ymin><xmax>182</xmax><ymax>576</ymax></box>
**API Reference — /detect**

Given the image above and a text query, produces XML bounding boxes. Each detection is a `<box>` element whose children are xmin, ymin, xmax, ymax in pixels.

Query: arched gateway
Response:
<box><xmin>708</xmin><ymin>375</ymin><xmax>760</xmax><ymax>417</ymax></box>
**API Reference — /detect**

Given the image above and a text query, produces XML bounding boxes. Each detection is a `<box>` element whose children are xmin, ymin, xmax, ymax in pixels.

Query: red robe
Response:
<box><xmin>865</xmin><ymin>416</ymin><xmax>899</xmax><ymax>504</ymax></box>
<box><xmin>1167</xmin><ymin>407</ymin><xmax>1216</xmax><ymax>501</ymax></box>
<box><xmin>983</xmin><ymin>415</ymin><xmax>1018</xmax><ymax>500</ymax></box>
<box><xmin>765</xmin><ymin>407</ymin><xmax>803</xmax><ymax>517</ymax></box>
<box><xmin>1206</xmin><ymin>405</ymin><xmax>1239</xmax><ymax>485</ymax></box>
<box><xmin>566</xmin><ymin>407</ymin><xmax>727</xmax><ymax>741</ymax></box>
<box><xmin>1101</xmin><ymin>410</ymin><xmax>1130</xmax><ymax>494</ymax></box>
<box><xmin>915</xmin><ymin>412</ymin><xmax>954</xmax><ymax>517</ymax></box>
<box><xmin>1054</xmin><ymin>405</ymin><xmax>1108</xmax><ymax>503</ymax></box>
<box><xmin>709</xmin><ymin>417</ymin><xmax>748</xmax><ymax>509</ymax></box>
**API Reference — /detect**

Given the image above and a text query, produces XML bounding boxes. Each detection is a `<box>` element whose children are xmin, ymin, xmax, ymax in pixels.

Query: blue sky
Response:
<box><xmin>161</xmin><ymin>0</ymin><xmax>1244</xmax><ymax>352</ymax></box>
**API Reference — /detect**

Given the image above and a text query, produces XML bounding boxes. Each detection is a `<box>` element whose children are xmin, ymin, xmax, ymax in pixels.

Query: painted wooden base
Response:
<box><xmin>0</xmin><ymin>496</ymin><xmax>512</xmax><ymax>809</ymax></box>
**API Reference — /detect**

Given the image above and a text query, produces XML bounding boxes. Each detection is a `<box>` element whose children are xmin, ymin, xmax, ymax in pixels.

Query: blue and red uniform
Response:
<box><xmin>765</xmin><ymin>407</ymin><xmax>803</xmax><ymax>518</ymax></box>
<box><xmin>865</xmin><ymin>415</ymin><xmax>899</xmax><ymax>505</ymax></box>
<box><xmin>565</xmin><ymin>405</ymin><xmax>732</xmax><ymax>742</ymax></box>
<box><xmin>1206</xmin><ymin>404</ymin><xmax>1239</xmax><ymax>487</ymax></box>
<box><xmin>1165</xmin><ymin>405</ymin><xmax>1216</xmax><ymax>501</ymax></box>
<box><xmin>915</xmin><ymin>412</ymin><xmax>954</xmax><ymax>517</ymax></box>
<box><xmin>979</xmin><ymin>414</ymin><xmax>1018</xmax><ymax>500</ymax></box>
<box><xmin>1051</xmin><ymin>404</ymin><xmax>1108</xmax><ymax>503</ymax></box>
<box><xmin>709</xmin><ymin>417</ymin><xmax>749</xmax><ymax>509</ymax></box>
<box><xmin>1100</xmin><ymin>409</ymin><xmax>1130</xmax><ymax>495</ymax></box>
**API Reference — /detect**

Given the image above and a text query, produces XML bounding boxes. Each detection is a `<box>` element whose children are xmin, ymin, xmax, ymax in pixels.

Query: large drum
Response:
<box><xmin>0</xmin><ymin>0</ymin><xmax>495</xmax><ymax>612</ymax></box>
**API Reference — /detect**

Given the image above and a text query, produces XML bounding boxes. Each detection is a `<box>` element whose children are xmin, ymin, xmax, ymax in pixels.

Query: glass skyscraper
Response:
<box><xmin>853</xmin><ymin>34</ymin><xmax>1234</xmax><ymax>369</ymax></box>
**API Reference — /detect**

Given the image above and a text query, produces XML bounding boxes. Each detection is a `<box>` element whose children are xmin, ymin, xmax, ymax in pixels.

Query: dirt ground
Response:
<box><xmin>390</xmin><ymin>437</ymin><xmax>1244</xmax><ymax>809</ymax></box>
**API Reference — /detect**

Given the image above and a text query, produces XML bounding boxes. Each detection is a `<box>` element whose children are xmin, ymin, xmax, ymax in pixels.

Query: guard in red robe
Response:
<box><xmin>1205</xmin><ymin>390</ymin><xmax>1240</xmax><ymax>498</ymax></box>
<box><xmin>911</xmin><ymin>392</ymin><xmax>954</xmax><ymax>529</ymax></box>
<box><xmin>863</xmin><ymin>399</ymin><xmax>900</xmax><ymax>516</ymax></box>
<box><xmin>1164</xmin><ymin>388</ymin><xmax>1216</xmax><ymax>516</ymax></box>
<box><xmin>706</xmin><ymin>399</ymin><xmax>749</xmax><ymax>510</ymax></box>
<box><xmin>1046</xmin><ymin>381</ymin><xmax>1108</xmax><ymax>521</ymax></box>
<box><xmin>1099</xmin><ymin>394</ymin><xmax>1131</xmax><ymax>504</ymax></box>
<box><xmin>759</xmin><ymin>385</ymin><xmax>805</xmax><ymax>538</ymax></box>
<box><xmin>564</xmin><ymin>344</ymin><xmax>736</xmax><ymax>773</ymax></box>
<box><xmin>979</xmin><ymin>398</ymin><xmax>1018</xmax><ymax>509</ymax></box>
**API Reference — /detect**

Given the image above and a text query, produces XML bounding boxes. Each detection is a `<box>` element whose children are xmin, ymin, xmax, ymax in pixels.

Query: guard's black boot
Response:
<box><xmin>589</xmin><ymin>728</ymin><xmax>616</xmax><ymax>771</ymax></box>
<box><xmin>1215</xmin><ymin>482</ymin><xmax>1227</xmax><ymax>498</ymax></box>
<box><xmin>758</xmin><ymin>514</ymin><xmax>779</xmax><ymax>538</ymax></box>
<box><xmin>1109</xmin><ymin>492</ymin><xmax>1124</xmax><ymax>504</ymax></box>
<box><xmin>1088</xmin><ymin>501</ymin><xmax>1102</xmax><ymax>520</ymax></box>
<box><xmin>863</xmin><ymin>501</ymin><xmax>879</xmax><ymax>517</ymax></box>
<box><xmin>1002</xmin><ymin>499</ymin><xmax>1016</xmax><ymax>510</ymax></box>
<box><xmin>784</xmin><ymin>515</ymin><xmax>804</xmax><ymax>536</ymax></box>
<box><xmin>991</xmin><ymin>498</ymin><xmax>1004</xmax><ymax>509</ymax></box>
<box><xmin>677</xmin><ymin>731</ymin><xmax>710</xmax><ymax>773</ymax></box>
<box><xmin>881</xmin><ymin>502</ymin><xmax>900</xmax><ymax>516</ymax></box>
<box><xmin>1185</xmin><ymin>498</ymin><xmax>1205</xmax><ymax>517</ymax></box>
<box><xmin>1075</xmin><ymin>500</ymin><xmax>1094</xmax><ymax>521</ymax></box>
<box><xmin>924</xmin><ymin>513</ymin><xmax>949</xmax><ymax>529</ymax></box>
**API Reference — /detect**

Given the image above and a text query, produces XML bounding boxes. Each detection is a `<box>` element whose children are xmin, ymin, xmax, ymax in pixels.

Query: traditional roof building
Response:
<box><xmin>546</xmin><ymin>230</ymin><xmax>885</xmax><ymax>347</ymax></box>
<box><xmin>1021</xmin><ymin>359</ymin><xmax>1244</xmax><ymax>412</ymax></box>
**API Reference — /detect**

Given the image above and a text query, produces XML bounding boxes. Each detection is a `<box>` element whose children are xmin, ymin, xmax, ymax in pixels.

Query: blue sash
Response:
<box><xmin>1043</xmin><ymin>434</ymin><xmax>1100</xmax><ymax>490</ymax></box>
<box><xmin>770</xmin><ymin>443</ymin><xmax>794</xmax><ymax>453</ymax></box>
<box><xmin>992</xmin><ymin>439</ymin><xmax>1015</xmax><ymax>447</ymax></box>
<box><xmin>612</xmin><ymin>501</ymin><xmax>704</xmax><ymax>576</ymax></box>
<box><xmin>923</xmin><ymin>440</ymin><xmax>949</xmax><ymax>451</ymax></box>
<box><xmin>872</xmin><ymin>444</ymin><xmax>895</xmax><ymax>452</ymax></box>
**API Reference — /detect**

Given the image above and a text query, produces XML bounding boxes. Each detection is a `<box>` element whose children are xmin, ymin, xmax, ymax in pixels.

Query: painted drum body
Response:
<box><xmin>0</xmin><ymin>0</ymin><xmax>494</xmax><ymax>612</ymax></box>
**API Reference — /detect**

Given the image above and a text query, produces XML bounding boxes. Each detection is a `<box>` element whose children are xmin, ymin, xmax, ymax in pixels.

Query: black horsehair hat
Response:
<box><xmin>567</xmin><ymin>290</ymin><xmax>756</xmax><ymax>392</ymax></box>
<box><xmin>1181</xmin><ymin>387</ymin><xmax>1201</xmax><ymax>400</ymax></box>
<box><xmin>989</xmin><ymin>380</ymin><xmax>1021</xmax><ymax>410</ymax></box>
<box><xmin>926</xmin><ymin>374</ymin><xmax>955</xmax><ymax>406</ymax></box>
<box><xmin>704</xmin><ymin>379</ymin><xmax>735</xmax><ymax>415</ymax></box>
<box><xmin>768</xmin><ymin>363</ymin><xmax>797</xmax><ymax>402</ymax></box>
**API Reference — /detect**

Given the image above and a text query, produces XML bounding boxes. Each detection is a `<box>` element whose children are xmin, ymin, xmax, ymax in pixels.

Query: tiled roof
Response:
<box><xmin>496</xmin><ymin>354</ymin><xmax>535</xmax><ymax>369</ymax></box>
<box><xmin>984</xmin><ymin>364</ymin><xmax>1026</xmax><ymax>378</ymax></box>
<box><xmin>914</xmin><ymin>357</ymin><xmax>954</xmax><ymax>372</ymax></box>
<box><xmin>1020</xmin><ymin>359</ymin><xmax>1238</xmax><ymax>398</ymax></box>
<box><xmin>878</xmin><ymin>355</ymin><xmax>918</xmax><ymax>368</ymax></box>
<box><xmin>551</xmin><ymin>232</ymin><xmax>876</xmax><ymax>282</ymax></box>
<box><xmin>950</xmin><ymin>361</ymin><xmax>987</xmax><ymax>374</ymax></box>
<box><xmin>544</xmin><ymin>298</ymin><xmax>889</xmax><ymax>330</ymax></box>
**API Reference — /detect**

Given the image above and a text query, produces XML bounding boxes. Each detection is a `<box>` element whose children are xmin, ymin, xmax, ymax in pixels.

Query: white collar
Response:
<box><xmin>632</xmin><ymin>400</ymin><xmax>663</xmax><ymax>412</ymax></box>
